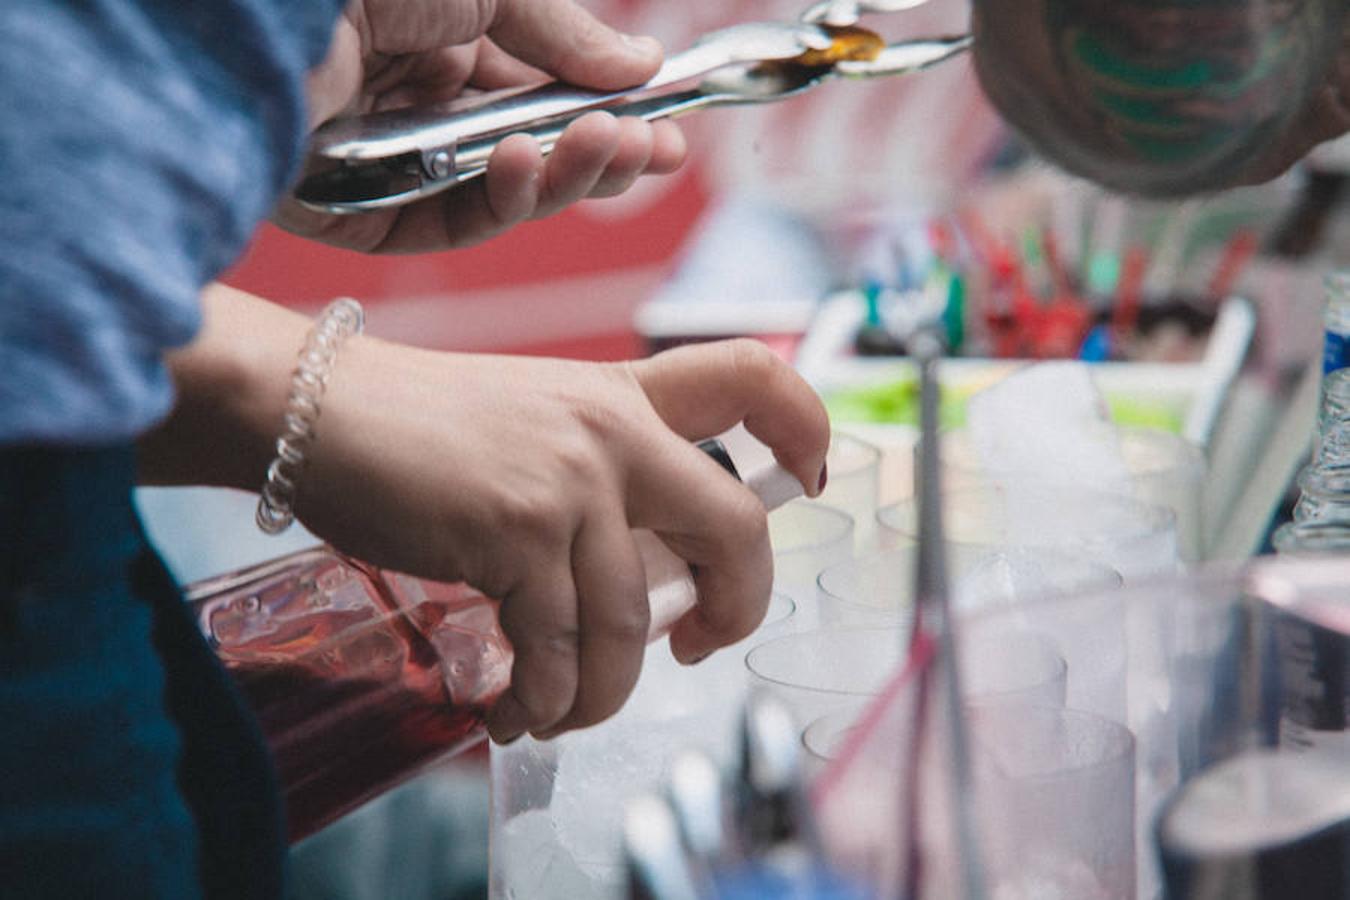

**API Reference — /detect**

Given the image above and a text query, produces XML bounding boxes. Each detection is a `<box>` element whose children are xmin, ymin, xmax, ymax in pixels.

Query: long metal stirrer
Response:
<box><xmin>904</xmin><ymin>330</ymin><xmax>985</xmax><ymax>900</ymax></box>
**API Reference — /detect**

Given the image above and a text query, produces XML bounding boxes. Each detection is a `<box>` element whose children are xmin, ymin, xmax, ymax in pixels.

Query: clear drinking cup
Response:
<box><xmin>748</xmin><ymin>621</ymin><xmax>1068</xmax><ymax>738</ymax></box>
<box><xmin>877</xmin><ymin>484</ymin><xmax>1180</xmax><ymax>582</ymax></box>
<box><xmin>815</xmin><ymin>545</ymin><xmax>1122</xmax><ymax>626</ymax></box>
<box><xmin>801</xmin><ymin>701</ymin><xmax>873</xmax><ymax>782</ymax></box>
<box><xmin>745</xmin><ymin>627</ymin><xmax>905</xmax><ymax>729</ymax></box>
<box><xmin>488</xmin><ymin>590</ymin><xmax>797</xmax><ymax>900</ymax></box>
<box><xmin>939</xmin><ymin>426</ymin><xmax>1208</xmax><ymax>563</ymax></box>
<box><xmin>769</xmin><ymin>500</ymin><xmax>855</xmax><ymax>627</ymax></box>
<box><xmin>812</xmin><ymin>559</ymin><xmax>1350</xmax><ymax>900</ymax></box>
<box><xmin>960</xmin><ymin>631</ymin><xmax>1068</xmax><ymax>710</ymax></box>
<box><xmin>968</xmin><ymin>704</ymin><xmax>1137</xmax><ymax>900</ymax></box>
<box><xmin>801</xmin><ymin>632</ymin><xmax>1069</xmax><ymax>782</ymax></box>
<box><xmin>816</xmin><ymin>432</ymin><xmax>883</xmax><ymax>552</ymax></box>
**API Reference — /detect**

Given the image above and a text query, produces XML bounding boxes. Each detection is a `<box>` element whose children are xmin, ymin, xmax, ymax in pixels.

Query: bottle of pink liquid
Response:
<box><xmin>186</xmin><ymin>442</ymin><xmax>802</xmax><ymax>843</ymax></box>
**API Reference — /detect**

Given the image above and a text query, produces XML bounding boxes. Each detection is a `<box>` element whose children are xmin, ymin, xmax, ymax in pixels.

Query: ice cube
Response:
<box><xmin>550</xmin><ymin>717</ymin><xmax>680</xmax><ymax>880</ymax></box>
<box><xmin>497</xmin><ymin>810</ymin><xmax>594</xmax><ymax>900</ymax></box>
<box><xmin>967</xmin><ymin>362</ymin><xmax>1132</xmax><ymax>494</ymax></box>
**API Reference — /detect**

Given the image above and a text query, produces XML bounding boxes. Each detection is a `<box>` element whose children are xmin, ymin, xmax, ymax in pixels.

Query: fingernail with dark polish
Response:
<box><xmin>817</xmin><ymin>461</ymin><xmax>829</xmax><ymax>496</ymax></box>
<box><xmin>684</xmin><ymin>650</ymin><xmax>712</xmax><ymax>666</ymax></box>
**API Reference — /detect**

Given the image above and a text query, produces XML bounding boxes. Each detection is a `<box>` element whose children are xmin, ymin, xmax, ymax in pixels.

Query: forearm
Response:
<box><xmin>137</xmin><ymin>283</ymin><xmax>310</xmax><ymax>490</ymax></box>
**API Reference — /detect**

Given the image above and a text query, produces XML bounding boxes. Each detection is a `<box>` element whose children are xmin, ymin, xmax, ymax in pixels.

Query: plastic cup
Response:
<box><xmin>939</xmin><ymin>426</ymin><xmax>1207</xmax><ymax>563</ymax></box>
<box><xmin>487</xmin><ymin>591</ymin><xmax>796</xmax><ymax>900</ymax></box>
<box><xmin>969</xmin><ymin>704</ymin><xmax>1137</xmax><ymax>900</ymax></box>
<box><xmin>816</xmin><ymin>545</ymin><xmax>1122</xmax><ymax>626</ymax></box>
<box><xmin>746</xmin><ymin>622</ymin><xmax>1067</xmax><ymax>735</ymax></box>
<box><xmin>745</xmin><ymin>627</ymin><xmax>905</xmax><ymax>729</ymax></box>
<box><xmin>769</xmin><ymin>500</ymin><xmax>855</xmax><ymax>626</ymax></box>
<box><xmin>816</xmin><ymin>432</ymin><xmax>883</xmax><ymax>552</ymax></box>
<box><xmin>801</xmin><ymin>632</ymin><xmax>1068</xmax><ymax>776</ymax></box>
<box><xmin>801</xmin><ymin>702</ymin><xmax>872</xmax><ymax>782</ymax></box>
<box><xmin>877</xmin><ymin>484</ymin><xmax>1180</xmax><ymax>582</ymax></box>
<box><xmin>961</xmin><ymin>632</ymin><xmax>1068</xmax><ymax>710</ymax></box>
<box><xmin>811</xmin><ymin>559</ymin><xmax>1350</xmax><ymax>900</ymax></box>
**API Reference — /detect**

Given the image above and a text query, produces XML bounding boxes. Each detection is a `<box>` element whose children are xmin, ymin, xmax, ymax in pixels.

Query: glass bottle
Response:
<box><xmin>186</xmin><ymin>444</ymin><xmax>803</xmax><ymax>843</ymax></box>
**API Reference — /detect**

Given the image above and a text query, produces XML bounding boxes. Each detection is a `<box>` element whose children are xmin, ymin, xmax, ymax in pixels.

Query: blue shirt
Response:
<box><xmin>0</xmin><ymin>1</ymin><xmax>343</xmax><ymax>445</ymax></box>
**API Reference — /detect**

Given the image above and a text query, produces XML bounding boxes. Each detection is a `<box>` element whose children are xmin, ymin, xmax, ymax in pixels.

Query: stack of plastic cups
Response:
<box><xmin>745</xmin><ymin>545</ymin><xmax>1122</xmax><ymax>783</ymax></box>
<box><xmin>814</xmin><ymin>558</ymin><xmax>1350</xmax><ymax>900</ymax></box>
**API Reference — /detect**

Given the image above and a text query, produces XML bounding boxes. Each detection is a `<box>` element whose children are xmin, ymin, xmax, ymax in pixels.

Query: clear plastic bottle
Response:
<box><xmin>1280</xmin><ymin>276</ymin><xmax>1350</xmax><ymax>546</ymax></box>
<box><xmin>186</xmin><ymin>444</ymin><xmax>803</xmax><ymax>843</ymax></box>
<box><xmin>1323</xmin><ymin>270</ymin><xmax>1350</xmax><ymax>376</ymax></box>
<box><xmin>1290</xmin><ymin>369</ymin><xmax>1350</xmax><ymax>529</ymax></box>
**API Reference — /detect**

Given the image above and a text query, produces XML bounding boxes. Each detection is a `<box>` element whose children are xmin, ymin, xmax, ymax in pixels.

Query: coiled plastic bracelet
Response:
<box><xmin>255</xmin><ymin>297</ymin><xmax>365</xmax><ymax>534</ymax></box>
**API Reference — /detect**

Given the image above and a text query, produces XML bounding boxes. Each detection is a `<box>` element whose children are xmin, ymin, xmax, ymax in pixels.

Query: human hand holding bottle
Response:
<box><xmin>141</xmin><ymin>285</ymin><xmax>830</xmax><ymax>745</ymax></box>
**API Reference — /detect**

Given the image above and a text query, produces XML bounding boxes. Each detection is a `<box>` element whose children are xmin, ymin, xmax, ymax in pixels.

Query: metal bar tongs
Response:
<box><xmin>294</xmin><ymin>0</ymin><xmax>970</xmax><ymax>214</ymax></box>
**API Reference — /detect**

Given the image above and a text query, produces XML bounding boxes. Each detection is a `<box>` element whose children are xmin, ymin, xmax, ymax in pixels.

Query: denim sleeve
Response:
<box><xmin>0</xmin><ymin>0</ymin><xmax>343</xmax><ymax>446</ymax></box>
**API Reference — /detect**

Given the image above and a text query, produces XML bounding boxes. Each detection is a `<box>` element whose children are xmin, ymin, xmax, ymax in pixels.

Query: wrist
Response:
<box><xmin>255</xmin><ymin>297</ymin><xmax>365</xmax><ymax>534</ymax></box>
<box><xmin>139</xmin><ymin>285</ymin><xmax>315</xmax><ymax>490</ymax></box>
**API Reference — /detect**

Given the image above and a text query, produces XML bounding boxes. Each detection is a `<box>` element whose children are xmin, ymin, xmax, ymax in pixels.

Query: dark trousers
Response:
<box><xmin>0</xmin><ymin>446</ymin><xmax>284</xmax><ymax>899</ymax></box>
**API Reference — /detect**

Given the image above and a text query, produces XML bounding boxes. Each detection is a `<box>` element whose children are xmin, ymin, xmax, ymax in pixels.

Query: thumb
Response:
<box><xmin>489</xmin><ymin>0</ymin><xmax>663</xmax><ymax>90</ymax></box>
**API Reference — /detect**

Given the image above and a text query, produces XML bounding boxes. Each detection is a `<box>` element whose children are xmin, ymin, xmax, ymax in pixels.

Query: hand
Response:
<box><xmin>276</xmin><ymin>0</ymin><xmax>688</xmax><ymax>252</ymax></box>
<box><xmin>143</xmin><ymin>287</ymin><xmax>830</xmax><ymax>743</ymax></box>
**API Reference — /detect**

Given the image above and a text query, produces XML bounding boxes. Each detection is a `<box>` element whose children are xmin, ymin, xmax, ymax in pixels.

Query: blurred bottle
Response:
<box><xmin>1323</xmin><ymin>271</ymin><xmax>1350</xmax><ymax>376</ymax></box>
<box><xmin>187</xmin><ymin>442</ymin><xmax>803</xmax><ymax>843</ymax></box>
<box><xmin>1279</xmin><ymin>377</ymin><xmax>1350</xmax><ymax>542</ymax></box>
<box><xmin>1273</xmin><ymin>339</ymin><xmax>1350</xmax><ymax>763</ymax></box>
<box><xmin>1281</xmin><ymin>274</ymin><xmax>1350</xmax><ymax>542</ymax></box>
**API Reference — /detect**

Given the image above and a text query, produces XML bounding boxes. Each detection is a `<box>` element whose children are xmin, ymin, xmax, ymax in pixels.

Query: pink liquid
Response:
<box><xmin>189</xmin><ymin>549</ymin><xmax>512</xmax><ymax>843</ymax></box>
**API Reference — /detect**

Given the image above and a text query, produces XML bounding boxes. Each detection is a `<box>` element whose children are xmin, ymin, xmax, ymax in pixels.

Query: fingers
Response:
<box><xmin>488</xmin><ymin>565</ymin><xmax>580</xmax><ymax>744</ymax></box>
<box><xmin>589</xmin><ymin>116</ymin><xmax>654</xmax><ymax>199</ymax></box>
<box><xmin>490</xmin><ymin>0</ymin><xmax>663</xmax><ymax>90</ymax></box>
<box><xmin>533</xmin><ymin>112</ymin><xmax>621</xmax><ymax>218</ymax></box>
<box><xmin>487</xmin><ymin>506</ymin><xmax>649</xmax><ymax>743</ymax></box>
<box><xmin>626</xmin><ymin>438</ymin><xmax>776</xmax><ymax>665</ymax></box>
<box><xmin>630</xmin><ymin>340</ymin><xmax>831</xmax><ymax>500</ymax></box>
<box><xmin>647</xmin><ymin>120</ymin><xmax>689</xmax><ymax>175</ymax></box>
<box><xmin>582</xmin><ymin>118</ymin><xmax>686</xmax><ymax>197</ymax></box>
<box><xmin>377</xmin><ymin>131</ymin><xmax>543</xmax><ymax>253</ymax></box>
<box><xmin>371</xmin><ymin>112</ymin><xmax>683</xmax><ymax>252</ymax></box>
<box><xmin>540</xmin><ymin>512</ymin><xmax>650</xmax><ymax>737</ymax></box>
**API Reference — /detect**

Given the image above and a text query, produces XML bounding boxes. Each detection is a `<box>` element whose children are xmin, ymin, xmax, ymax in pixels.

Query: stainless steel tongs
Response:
<box><xmin>294</xmin><ymin>4</ymin><xmax>970</xmax><ymax>214</ymax></box>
